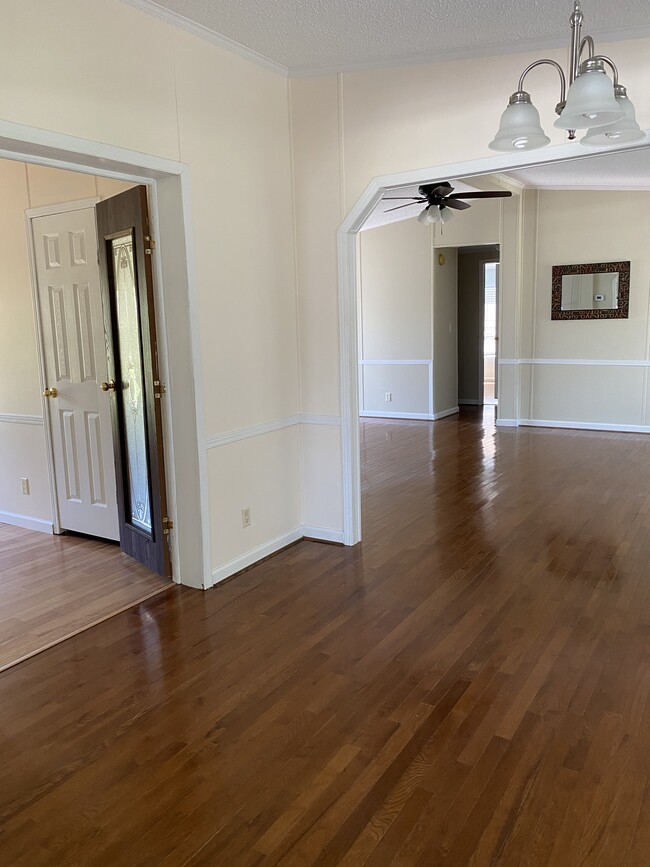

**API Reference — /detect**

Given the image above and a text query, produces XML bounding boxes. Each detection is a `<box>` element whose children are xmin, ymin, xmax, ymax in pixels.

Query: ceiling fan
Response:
<box><xmin>383</xmin><ymin>182</ymin><xmax>512</xmax><ymax>225</ymax></box>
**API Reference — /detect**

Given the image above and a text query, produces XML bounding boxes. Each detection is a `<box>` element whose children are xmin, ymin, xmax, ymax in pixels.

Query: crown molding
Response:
<box><xmin>119</xmin><ymin>3</ymin><xmax>650</xmax><ymax>81</ymax></box>
<box><xmin>119</xmin><ymin>0</ymin><xmax>288</xmax><ymax>77</ymax></box>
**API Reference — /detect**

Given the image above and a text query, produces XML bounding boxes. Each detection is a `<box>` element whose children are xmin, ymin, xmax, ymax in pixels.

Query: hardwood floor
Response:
<box><xmin>0</xmin><ymin>524</ymin><xmax>172</xmax><ymax>672</ymax></box>
<box><xmin>1</xmin><ymin>408</ymin><xmax>649</xmax><ymax>864</ymax></box>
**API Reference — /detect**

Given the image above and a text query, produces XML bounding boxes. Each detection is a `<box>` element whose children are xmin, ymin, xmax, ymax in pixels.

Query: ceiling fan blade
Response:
<box><xmin>382</xmin><ymin>197</ymin><xmax>426</xmax><ymax>201</ymax></box>
<box><xmin>384</xmin><ymin>202</ymin><xmax>423</xmax><ymax>213</ymax></box>
<box><xmin>444</xmin><ymin>199</ymin><xmax>471</xmax><ymax>210</ymax></box>
<box><xmin>447</xmin><ymin>191</ymin><xmax>512</xmax><ymax>199</ymax></box>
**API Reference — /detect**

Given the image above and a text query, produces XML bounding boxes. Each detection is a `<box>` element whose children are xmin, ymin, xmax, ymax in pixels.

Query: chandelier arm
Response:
<box><xmin>579</xmin><ymin>35</ymin><xmax>595</xmax><ymax>61</ymax></box>
<box><xmin>590</xmin><ymin>54</ymin><xmax>619</xmax><ymax>87</ymax></box>
<box><xmin>517</xmin><ymin>59</ymin><xmax>567</xmax><ymax>107</ymax></box>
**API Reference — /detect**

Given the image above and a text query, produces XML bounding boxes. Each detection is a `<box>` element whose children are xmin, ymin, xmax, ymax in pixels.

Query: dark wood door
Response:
<box><xmin>96</xmin><ymin>186</ymin><xmax>171</xmax><ymax>577</ymax></box>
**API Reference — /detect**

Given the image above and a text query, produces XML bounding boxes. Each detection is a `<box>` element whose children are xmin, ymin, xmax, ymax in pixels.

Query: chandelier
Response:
<box><xmin>489</xmin><ymin>0</ymin><xmax>643</xmax><ymax>151</ymax></box>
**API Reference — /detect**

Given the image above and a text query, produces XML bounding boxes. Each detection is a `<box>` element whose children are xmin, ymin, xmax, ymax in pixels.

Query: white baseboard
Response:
<box><xmin>211</xmin><ymin>526</ymin><xmax>304</xmax><ymax>585</ymax></box>
<box><xmin>360</xmin><ymin>410</ymin><xmax>434</xmax><ymax>420</ymax></box>
<box><xmin>496</xmin><ymin>418</ymin><xmax>650</xmax><ymax>433</ymax></box>
<box><xmin>302</xmin><ymin>524</ymin><xmax>344</xmax><ymax>543</ymax></box>
<box><xmin>520</xmin><ymin>418</ymin><xmax>650</xmax><ymax>434</ymax></box>
<box><xmin>433</xmin><ymin>406</ymin><xmax>460</xmax><ymax>420</ymax></box>
<box><xmin>210</xmin><ymin>523</ymin><xmax>345</xmax><ymax>586</ymax></box>
<box><xmin>360</xmin><ymin>407</ymin><xmax>460</xmax><ymax>421</ymax></box>
<box><xmin>0</xmin><ymin>511</ymin><xmax>52</xmax><ymax>533</ymax></box>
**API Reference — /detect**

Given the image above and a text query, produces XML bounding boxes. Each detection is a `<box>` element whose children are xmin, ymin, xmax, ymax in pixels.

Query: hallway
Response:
<box><xmin>0</xmin><ymin>409</ymin><xmax>649</xmax><ymax>864</ymax></box>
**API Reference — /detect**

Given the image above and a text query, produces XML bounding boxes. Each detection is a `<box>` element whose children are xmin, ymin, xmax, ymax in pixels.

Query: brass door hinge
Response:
<box><xmin>145</xmin><ymin>235</ymin><xmax>156</xmax><ymax>255</ymax></box>
<box><xmin>163</xmin><ymin>516</ymin><xmax>174</xmax><ymax>535</ymax></box>
<box><xmin>153</xmin><ymin>380</ymin><xmax>166</xmax><ymax>398</ymax></box>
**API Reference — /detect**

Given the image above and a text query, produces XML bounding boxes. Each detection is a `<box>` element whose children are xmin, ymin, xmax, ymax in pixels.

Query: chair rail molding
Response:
<box><xmin>0</xmin><ymin>414</ymin><xmax>44</xmax><ymax>425</ymax></box>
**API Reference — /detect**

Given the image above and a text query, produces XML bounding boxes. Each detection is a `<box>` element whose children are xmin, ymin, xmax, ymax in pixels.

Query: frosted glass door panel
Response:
<box><xmin>112</xmin><ymin>233</ymin><xmax>151</xmax><ymax>533</ymax></box>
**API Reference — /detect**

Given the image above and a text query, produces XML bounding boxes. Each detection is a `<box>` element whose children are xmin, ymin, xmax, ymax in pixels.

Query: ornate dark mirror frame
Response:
<box><xmin>551</xmin><ymin>261</ymin><xmax>630</xmax><ymax>321</ymax></box>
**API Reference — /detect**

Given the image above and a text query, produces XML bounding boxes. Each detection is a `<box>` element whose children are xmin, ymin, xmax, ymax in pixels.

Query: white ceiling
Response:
<box><xmin>129</xmin><ymin>0</ymin><xmax>650</xmax><ymax>74</ymax></box>
<box><xmin>363</xmin><ymin>146</ymin><xmax>650</xmax><ymax>229</ymax></box>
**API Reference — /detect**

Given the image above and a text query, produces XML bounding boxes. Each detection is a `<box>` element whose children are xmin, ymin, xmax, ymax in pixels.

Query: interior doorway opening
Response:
<box><xmin>339</xmin><ymin>140</ymin><xmax>650</xmax><ymax>547</ymax></box>
<box><xmin>482</xmin><ymin>260</ymin><xmax>499</xmax><ymax>406</ymax></box>
<box><xmin>0</xmin><ymin>120</ymin><xmax>208</xmax><ymax>590</ymax></box>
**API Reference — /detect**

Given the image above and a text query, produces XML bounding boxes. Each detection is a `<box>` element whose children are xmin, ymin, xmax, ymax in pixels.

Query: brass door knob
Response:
<box><xmin>100</xmin><ymin>380</ymin><xmax>116</xmax><ymax>392</ymax></box>
<box><xmin>42</xmin><ymin>387</ymin><xmax>57</xmax><ymax>398</ymax></box>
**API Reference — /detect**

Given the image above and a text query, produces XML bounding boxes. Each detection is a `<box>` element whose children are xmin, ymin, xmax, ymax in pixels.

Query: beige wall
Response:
<box><xmin>0</xmin><ymin>0</ymin><xmax>302</xmax><ymax>576</ymax></box>
<box><xmin>290</xmin><ymin>38</ymin><xmax>650</xmax><ymax>529</ymax></box>
<box><xmin>359</xmin><ymin>220</ymin><xmax>433</xmax><ymax>417</ymax></box>
<box><xmin>0</xmin><ymin>158</ymin><xmax>133</xmax><ymax>528</ymax></box>
<box><xmin>433</xmin><ymin>248</ymin><xmax>458</xmax><ymax>415</ymax></box>
<box><xmin>521</xmin><ymin>189</ymin><xmax>650</xmax><ymax>426</ymax></box>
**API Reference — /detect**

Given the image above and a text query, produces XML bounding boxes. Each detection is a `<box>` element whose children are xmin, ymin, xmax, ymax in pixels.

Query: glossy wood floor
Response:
<box><xmin>0</xmin><ymin>524</ymin><xmax>171</xmax><ymax>672</ymax></box>
<box><xmin>1</xmin><ymin>409</ymin><xmax>650</xmax><ymax>865</ymax></box>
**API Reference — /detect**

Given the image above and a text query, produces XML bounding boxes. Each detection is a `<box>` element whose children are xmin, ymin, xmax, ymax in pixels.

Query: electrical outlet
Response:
<box><xmin>385</xmin><ymin>392</ymin><xmax>392</xmax><ymax>402</ymax></box>
<box><xmin>241</xmin><ymin>507</ymin><xmax>251</xmax><ymax>528</ymax></box>
<box><xmin>21</xmin><ymin>478</ymin><xmax>30</xmax><ymax>495</ymax></box>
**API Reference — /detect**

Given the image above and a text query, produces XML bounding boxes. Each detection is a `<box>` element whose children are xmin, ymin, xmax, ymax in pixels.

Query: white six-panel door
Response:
<box><xmin>32</xmin><ymin>206</ymin><xmax>119</xmax><ymax>541</ymax></box>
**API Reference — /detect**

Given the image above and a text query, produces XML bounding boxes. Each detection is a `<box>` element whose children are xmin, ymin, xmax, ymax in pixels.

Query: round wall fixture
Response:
<box><xmin>438</xmin><ymin>253</ymin><xmax>446</xmax><ymax>266</ymax></box>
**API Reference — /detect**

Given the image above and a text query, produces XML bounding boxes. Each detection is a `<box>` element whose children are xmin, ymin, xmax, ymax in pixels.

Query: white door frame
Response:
<box><xmin>0</xmin><ymin>119</ymin><xmax>209</xmax><ymax>589</ymax></box>
<box><xmin>26</xmin><ymin>196</ymin><xmax>102</xmax><ymax>536</ymax></box>
<box><xmin>337</xmin><ymin>135</ymin><xmax>650</xmax><ymax>546</ymax></box>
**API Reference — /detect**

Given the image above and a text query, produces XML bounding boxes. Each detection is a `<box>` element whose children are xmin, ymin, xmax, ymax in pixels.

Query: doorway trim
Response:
<box><xmin>337</xmin><ymin>135</ymin><xmax>650</xmax><ymax>546</ymax></box>
<box><xmin>0</xmin><ymin>119</ymin><xmax>209</xmax><ymax>589</ymax></box>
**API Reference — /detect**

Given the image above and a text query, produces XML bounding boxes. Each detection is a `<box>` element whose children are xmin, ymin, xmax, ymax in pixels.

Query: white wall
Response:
<box><xmin>0</xmin><ymin>158</ymin><xmax>133</xmax><ymax>531</ymax></box>
<box><xmin>359</xmin><ymin>220</ymin><xmax>433</xmax><ymax>418</ymax></box>
<box><xmin>517</xmin><ymin>189</ymin><xmax>650</xmax><ymax>428</ymax></box>
<box><xmin>0</xmin><ymin>0</ymin><xmax>302</xmax><ymax>580</ymax></box>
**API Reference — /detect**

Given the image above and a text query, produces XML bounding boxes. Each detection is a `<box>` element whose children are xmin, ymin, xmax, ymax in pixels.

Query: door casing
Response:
<box><xmin>4</xmin><ymin>119</ymin><xmax>209</xmax><ymax>589</ymax></box>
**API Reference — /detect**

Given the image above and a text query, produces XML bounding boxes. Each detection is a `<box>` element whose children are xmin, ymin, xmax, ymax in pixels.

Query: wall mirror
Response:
<box><xmin>551</xmin><ymin>261</ymin><xmax>630</xmax><ymax>320</ymax></box>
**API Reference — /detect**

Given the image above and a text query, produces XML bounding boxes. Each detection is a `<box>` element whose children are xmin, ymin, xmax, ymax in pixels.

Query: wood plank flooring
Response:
<box><xmin>0</xmin><ymin>524</ymin><xmax>172</xmax><ymax>672</ymax></box>
<box><xmin>1</xmin><ymin>408</ymin><xmax>650</xmax><ymax>864</ymax></box>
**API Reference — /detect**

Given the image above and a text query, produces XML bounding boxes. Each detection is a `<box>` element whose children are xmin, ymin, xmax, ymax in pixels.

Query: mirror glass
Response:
<box><xmin>561</xmin><ymin>272</ymin><xmax>619</xmax><ymax>311</ymax></box>
<box><xmin>551</xmin><ymin>261</ymin><xmax>630</xmax><ymax>320</ymax></box>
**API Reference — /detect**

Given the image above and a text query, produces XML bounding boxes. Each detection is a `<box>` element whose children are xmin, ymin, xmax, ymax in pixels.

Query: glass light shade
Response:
<box><xmin>489</xmin><ymin>98</ymin><xmax>550</xmax><ymax>152</ymax></box>
<box><xmin>555</xmin><ymin>69</ymin><xmax>623</xmax><ymax>130</ymax></box>
<box><xmin>581</xmin><ymin>93</ymin><xmax>644</xmax><ymax>146</ymax></box>
<box><xmin>418</xmin><ymin>206</ymin><xmax>441</xmax><ymax>224</ymax></box>
<box><xmin>439</xmin><ymin>207</ymin><xmax>454</xmax><ymax>224</ymax></box>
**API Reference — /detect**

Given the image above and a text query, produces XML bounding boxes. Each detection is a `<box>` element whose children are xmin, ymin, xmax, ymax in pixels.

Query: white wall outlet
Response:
<box><xmin>241</xmin><ymin>507</ymin><xmax>251</xmax><ymax>528</ymax></box>
<box><xmin>385</xmin><ymin>392</ymin><xmax>392</xmax><ymax>402</ymax></box>
<box><xmin>21</xmin><ymin>478</ymin><xmax>30</xmax><ymax>495</ymax></box>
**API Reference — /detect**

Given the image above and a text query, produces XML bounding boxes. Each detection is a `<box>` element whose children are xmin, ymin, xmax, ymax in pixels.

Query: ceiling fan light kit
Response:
<box><xmin>489</xmin><ymin>0</ymin><xmax>643</xmax><ymax>152</ymax></box>
<box><xmin>417</xmin><ymin>205</ymin><xmax>454</xmax><ymax>224</ymax></box>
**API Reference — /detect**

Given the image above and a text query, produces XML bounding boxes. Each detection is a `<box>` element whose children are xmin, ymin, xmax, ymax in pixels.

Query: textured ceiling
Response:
<box><xmin>502</xmin><ymin>147</ymin><xmax>650</xmax><ymax>189</ymax></box>
<box><xmin>142</xmin><ymin>0</ymin><xmax>649</xmax><ymax>72</ymax></box>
